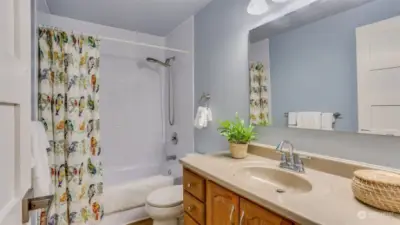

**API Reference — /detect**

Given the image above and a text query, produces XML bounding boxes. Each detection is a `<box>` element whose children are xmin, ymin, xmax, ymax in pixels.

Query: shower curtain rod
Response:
<box><xmin>39</xmin><ymin>24</ymin><xmax>190</xmax><ymax>54</ymax></box>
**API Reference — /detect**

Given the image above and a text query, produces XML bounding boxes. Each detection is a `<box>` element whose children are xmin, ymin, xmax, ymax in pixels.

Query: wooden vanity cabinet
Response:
<box><xmin>239</xmin><ymin>198</ymin><xmax>293</xmax><ymax>225</ymax></box>
<box><xmin>183</xmin><ymin>168</ymin><xmax>295</xmax><ymax>225</ymax></box>
<box><xmin>206</xmin><ymin>181</ymin><xmax>239</xmax><ymax>225</ymax></box>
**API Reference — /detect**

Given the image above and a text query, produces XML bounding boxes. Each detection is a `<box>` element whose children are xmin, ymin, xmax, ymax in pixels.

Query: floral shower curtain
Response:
<box><xmin>38</xmin><ymin>27</ymin><xmax>103</xmax><ymax>225</ymax></box>
<box><xmin>249</xmin><ymin>62</ymin><xmax>269</xmax><ymax>126</ymax></box>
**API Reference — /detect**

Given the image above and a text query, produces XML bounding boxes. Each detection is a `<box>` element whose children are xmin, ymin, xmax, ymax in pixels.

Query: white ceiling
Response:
<box><xmin>250</xmin><ymin>0</ymin><xmax>375</xmax><ymax>43</ymax></box>
<box><xmin>42</xmin><ymin>0</ymin><xmax>213</xmax><ymax>36</ymax></box>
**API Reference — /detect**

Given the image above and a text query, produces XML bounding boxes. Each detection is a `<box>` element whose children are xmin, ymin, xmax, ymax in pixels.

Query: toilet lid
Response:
<box><xmin>146</xmin><ymin>185</ymin><xmax>183</xmax><ymax>208</ymax></box>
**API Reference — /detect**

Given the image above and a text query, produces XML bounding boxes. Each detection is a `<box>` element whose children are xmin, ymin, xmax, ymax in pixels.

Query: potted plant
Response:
<box><xmin>218</xmin><ymin>113</ymin><xmax>257</xmax><ymax>159</ymax></box>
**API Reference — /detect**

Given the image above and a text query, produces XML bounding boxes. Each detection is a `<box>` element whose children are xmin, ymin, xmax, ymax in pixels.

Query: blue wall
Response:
<box><xmin>194</xmin><ymin>0</ymin><xmax>262</xmax><ymax>153</ymax></box>
<box><xmin>194</xmin><ymin>0</ymin><xmax>400</xmax><ymax>168</ymax></box>
<box><xmin>269</xmin><ymin>0</ymin><xmax>400</xmax><ymax>132</ymax></box>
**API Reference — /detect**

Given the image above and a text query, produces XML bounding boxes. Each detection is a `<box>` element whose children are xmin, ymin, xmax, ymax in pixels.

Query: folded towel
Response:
<box><xmin>31</xmin><ymin>121</ymin><xmax>52</xmax><ymax>196</ymax></box>
<box><xmin>321</xmin><ymin>113</ymin><xmax>335</xmax><ymax>131</ymax></box>
<box><xmin>296</xmin><ymin>112</ymin><xmax>322</xmax><ymax>130</ymax></box>
<box><xmin>288</xmin><ymin>112</ymin><xmax>297</xmax><ymax>128</ymax></box>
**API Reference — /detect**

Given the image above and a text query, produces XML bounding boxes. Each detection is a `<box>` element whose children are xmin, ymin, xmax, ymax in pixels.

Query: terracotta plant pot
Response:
<box><xmin>229</xmin><ymin>143</ymin><xmax>249</xmax><ymax>159</ymax></box>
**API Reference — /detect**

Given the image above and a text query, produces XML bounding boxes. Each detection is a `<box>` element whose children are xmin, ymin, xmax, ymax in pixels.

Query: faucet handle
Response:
<box><xmin>293</xmin><ymin>154</ymin><xmax>306</xmax><ymax>173</ymax></box>
<box><xmin>280</xmin><ymin>151</ymin><xmax>287</xmax><ymax>162</ymax></box>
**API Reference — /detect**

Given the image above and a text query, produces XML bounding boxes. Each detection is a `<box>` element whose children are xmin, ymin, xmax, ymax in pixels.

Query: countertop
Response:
<box><xmin>180</xmin><ymin>152</ymin><xmax>400</xmax><ymax>225</ymax></box>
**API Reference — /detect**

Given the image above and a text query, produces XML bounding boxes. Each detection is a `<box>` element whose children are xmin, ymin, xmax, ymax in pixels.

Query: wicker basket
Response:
<box><xmin>229</xmin><ymin>143</ymin><xmax>248</xmax><ymax>159</ymax></box>
<box><xmin>352</xmin><ymin>169</ymin><xmax>400</xmax><ymax>213</ymax></box>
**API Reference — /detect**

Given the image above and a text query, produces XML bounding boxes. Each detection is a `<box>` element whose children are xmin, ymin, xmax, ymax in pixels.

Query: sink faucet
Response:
<box><xmin>276</xmin><ymin>140</ymin><xmax>305</xmax><ymax>173</ymax></box>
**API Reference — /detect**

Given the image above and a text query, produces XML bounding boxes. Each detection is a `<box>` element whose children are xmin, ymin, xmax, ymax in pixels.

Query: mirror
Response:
<box><xmin>248</xmin><ymin>0</ymin><xmax>400</xmax><ymax>136</ymax></box>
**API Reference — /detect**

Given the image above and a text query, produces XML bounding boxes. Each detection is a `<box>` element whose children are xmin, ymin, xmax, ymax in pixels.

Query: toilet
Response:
<box><xmin>145</xmin><ymin>185</ymin><xmax>184</xmax><ymax>225</ymax></box>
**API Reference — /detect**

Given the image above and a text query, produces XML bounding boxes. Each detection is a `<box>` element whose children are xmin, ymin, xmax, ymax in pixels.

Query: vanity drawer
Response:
<box><xmin>183</xmin><ymin>168</ymin><xmax>205</xmax><ymax>201</ymax></box>
<box><xmin>184</xmin><ymin>192</ymin><xmax>205</xmax><ymax>225</ymax></box>
<box><xmin>184</xmin><ymin>213</ymin><xmax>199</xmax><ymax>225</ymax></box>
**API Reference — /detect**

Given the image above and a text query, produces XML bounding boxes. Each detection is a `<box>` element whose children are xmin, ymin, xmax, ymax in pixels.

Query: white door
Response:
<box><xmin>356</xmin><ymin>15</ymin><xmax>400</xmax><ymax>136</ymax></box>
<box><xmin>0</xmin><ymin>0</ymin><xmax>32</xmax><ymax>224</ymax></box>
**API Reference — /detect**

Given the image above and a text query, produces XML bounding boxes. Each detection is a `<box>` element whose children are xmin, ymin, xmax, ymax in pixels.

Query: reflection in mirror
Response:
<box><xmin>249</xmin><ymin>0</ymin><xmax>400</xmax><ymax>136</ymax></box>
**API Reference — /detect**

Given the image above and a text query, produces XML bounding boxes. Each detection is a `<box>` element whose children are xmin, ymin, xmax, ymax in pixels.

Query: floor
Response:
<box><xmin>128</xmin><ymin>218</ymin><xmax>153</xmax><ymax>225</ymax></box>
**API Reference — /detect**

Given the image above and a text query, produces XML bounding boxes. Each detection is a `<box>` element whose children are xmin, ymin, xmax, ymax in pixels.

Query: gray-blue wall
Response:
<box><xmin>194</xmin><ymin>0</ymin><xmax>400</xmax><ymax>168</ymax></box>
<box><xmin>194</xmin><ymin>0</ymin><xmax>261</xmax><ymax>153</ymax></box>
<box><xmin>269</xmin><ymin>0</ymin><xmax>400</xmax><ymax>132</ymax></box>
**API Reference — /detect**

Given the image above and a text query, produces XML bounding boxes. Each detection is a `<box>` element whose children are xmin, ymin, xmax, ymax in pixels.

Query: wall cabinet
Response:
<box><xmin>183</xmin><ymin>168</ymin><xmax>296</xmax><ymax>225</ymax></box>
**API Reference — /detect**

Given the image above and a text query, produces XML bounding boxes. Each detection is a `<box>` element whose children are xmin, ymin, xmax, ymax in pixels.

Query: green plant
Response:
<box><xmin>218</xmin><ymin>113</ymin><xmax>257</xmax><ymax>144</ymax></box>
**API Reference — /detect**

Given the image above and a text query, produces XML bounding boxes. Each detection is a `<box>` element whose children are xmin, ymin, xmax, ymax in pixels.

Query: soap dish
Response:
<box><xmin>352</xmin><ymin>169</ymin><xmax>400</xmax><ymax>213</ymax></box>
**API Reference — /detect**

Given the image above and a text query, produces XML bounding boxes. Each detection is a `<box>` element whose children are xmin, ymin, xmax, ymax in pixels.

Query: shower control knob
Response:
<box><xmin>171</xmin><ymin>132</ymin><xmax>178</xmax><ymax>145</ymax></box>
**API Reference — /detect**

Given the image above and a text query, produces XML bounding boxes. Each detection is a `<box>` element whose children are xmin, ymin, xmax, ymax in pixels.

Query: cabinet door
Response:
<box><xmin>206</xmin><ymin>181</ymin><xmax>239</xmax><ymax>225</ymax></box>
<box><xmin>239</xmin><ymin>198</ymin><xmax>293</xmax><ymax>225</ymax></box>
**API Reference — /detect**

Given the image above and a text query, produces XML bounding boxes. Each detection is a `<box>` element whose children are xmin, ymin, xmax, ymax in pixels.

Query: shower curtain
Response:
<box><xmin>249</xmin><ymin>62</ymin><xmax>269</xmax><ymax>126</ymax></box>
<box><xmin>38</xmin><ymin>27</ymin><xmax>103</xmax><ymax>225</ymax></box>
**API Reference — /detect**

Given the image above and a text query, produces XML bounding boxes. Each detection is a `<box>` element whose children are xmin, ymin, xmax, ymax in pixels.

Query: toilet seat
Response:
<box><xmin>146</xmin><ymin>185</ymin><xmax>183</xmax><ymax>208</ymax></box>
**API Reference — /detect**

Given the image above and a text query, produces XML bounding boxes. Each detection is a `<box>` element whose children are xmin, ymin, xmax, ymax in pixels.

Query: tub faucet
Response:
<box><xmin>276</xmin><ymin>140</ymin><xmax>305</xmax><ymax>173</ymax></box>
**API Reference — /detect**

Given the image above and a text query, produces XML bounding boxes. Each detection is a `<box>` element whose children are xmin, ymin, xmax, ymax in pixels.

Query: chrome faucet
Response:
<box><xmin>276</xmin><ymin>140</ymin><xmax>305</xmax><ymax>173</ymax></box>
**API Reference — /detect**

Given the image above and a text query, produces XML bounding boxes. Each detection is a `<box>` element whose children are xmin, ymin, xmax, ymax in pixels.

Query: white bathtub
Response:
<box><xmin>101</xmin><ymin>175</ymin><xmax>174</xmax><ymax>225</ymax></box>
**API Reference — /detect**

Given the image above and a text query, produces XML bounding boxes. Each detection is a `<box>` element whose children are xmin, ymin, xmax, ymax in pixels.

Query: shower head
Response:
<box><xmin>146</xmin><ymin>57</ymin><xmax>175</xmax><ymax>67</ymax></box>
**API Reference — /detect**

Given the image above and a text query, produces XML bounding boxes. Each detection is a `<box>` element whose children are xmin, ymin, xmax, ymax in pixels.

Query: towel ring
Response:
<box><xmin>198</xmin><ymin>93</ymin><xmax>211</xmax><ymax>107</ymax></box>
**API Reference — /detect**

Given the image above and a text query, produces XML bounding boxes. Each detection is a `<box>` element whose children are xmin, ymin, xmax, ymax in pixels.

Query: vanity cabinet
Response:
<box><xmin>206</xmin><ymin>181</ymin><xmax>239</xmax><ymax>225</ymax></box>
<box><xmin>239</xmin><ymin>198</ymin><xmax>293</xmax><ymax>225</ymax></box>
<box><xmin>183</xmin><ymin>168</ymin><xmax>295</xmax><ymax>225</ymax></box>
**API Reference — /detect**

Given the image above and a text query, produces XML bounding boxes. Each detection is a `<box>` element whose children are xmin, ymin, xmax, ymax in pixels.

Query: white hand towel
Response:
<box><xmin>207</xmin><ymin>108</ymin><xmax>213</xmax><ymax>122</ymax></box>
<box><xmin>202</xmin><ymin>110</ymin><xmax>208</xmax><ymax>128</ymax></box>
<box><xmin>321</xmin><ymin>113</ymin><xmax>335</xmax><ymax>131</ymax></box>
<box><xmin>31</xmin><ymin>121</ymin><xmax>52</xmax><ymax>196</ymax></box>
<box><xmin>296</xmin><ymin>112</ymin><xmax>322</xmax><ymax>130</ymax></box>
<box><xmin>288</xmin><ymin>112</ymin><xmax>297</xmax><ymax>128</ymax></box>
<box><xmin>194</xmin><ymin>107</ymin><xmax>207</xmax><ymax>129</ymax></box>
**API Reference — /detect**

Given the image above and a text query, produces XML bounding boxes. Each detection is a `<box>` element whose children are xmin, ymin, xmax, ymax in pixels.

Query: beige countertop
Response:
<box><xmin>180</xmin><ymin>152</ymin><xmax>400</xmax><ymax>225</ymax></box>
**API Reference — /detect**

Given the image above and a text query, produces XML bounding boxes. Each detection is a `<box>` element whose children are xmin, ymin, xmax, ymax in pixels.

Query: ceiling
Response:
<box><xmin>250</xmin><ymin>0</ymin><xmax>375</xmax><ymax>43</ymax></box>
<box><xmin>41</xmin><ymin>0</ymin><xmax>214</xmax><ymax>36</ymax></box>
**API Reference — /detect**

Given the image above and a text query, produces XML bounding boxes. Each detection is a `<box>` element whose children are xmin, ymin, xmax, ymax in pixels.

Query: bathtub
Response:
<box><xmin>101</xmin><ymin>175</ymin><xmax>174</xmax><ymax>225</ymax></box>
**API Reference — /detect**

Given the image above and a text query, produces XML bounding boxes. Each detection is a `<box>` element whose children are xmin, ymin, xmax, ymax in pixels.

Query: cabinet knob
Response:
<box><xmin>187</xmin><ymin>205</ymin><xmax>195</xmax><ymax>212</ymax></box>
<box><xmin>187</xmin><ymin>183</ymin><xmax>192</xmax><ymax>188</ymax></box>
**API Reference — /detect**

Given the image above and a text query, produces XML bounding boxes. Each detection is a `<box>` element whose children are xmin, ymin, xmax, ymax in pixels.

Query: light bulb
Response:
<box><xmin>247</xmin><ymin>0</ymin><xmax>269</xmax><ymax>15</ymax></box>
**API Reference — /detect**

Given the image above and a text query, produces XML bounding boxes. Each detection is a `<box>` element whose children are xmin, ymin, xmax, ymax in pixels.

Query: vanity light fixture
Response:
<box><xmin>247</xmin><ymin>0</ymin><xmax>270</xmax><ymax>15</ymax></box>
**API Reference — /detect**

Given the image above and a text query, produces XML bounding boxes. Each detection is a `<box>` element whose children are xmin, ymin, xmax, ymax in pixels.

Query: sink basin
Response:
<box><xmin>234</xmin><ymin>167</ymin><xmax>312</xmax><ymax>194</ymax></box>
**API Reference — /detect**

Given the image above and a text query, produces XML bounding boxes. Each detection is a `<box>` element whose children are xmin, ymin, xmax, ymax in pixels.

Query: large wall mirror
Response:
<box><xmin>249</xmin><ymin>0</ymin><xmax>400</xmax><ymax>136</ymax></box>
